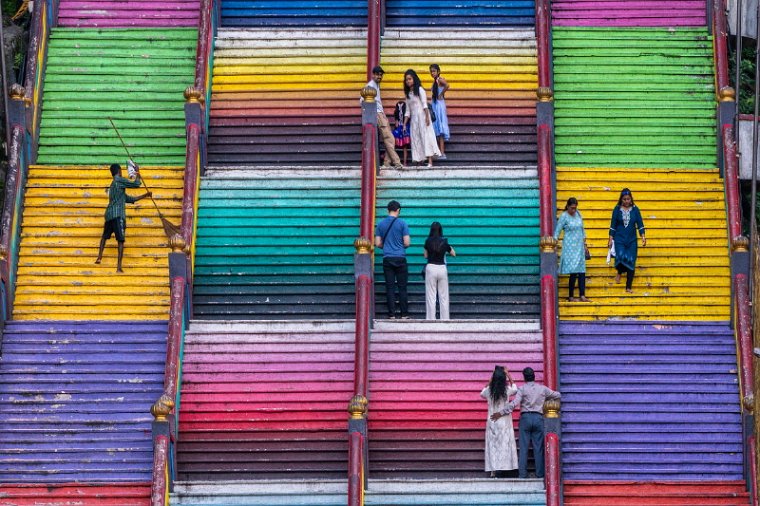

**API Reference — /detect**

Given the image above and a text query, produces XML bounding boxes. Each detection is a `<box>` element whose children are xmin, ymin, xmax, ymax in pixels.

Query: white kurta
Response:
<box><xmin>405</xmin><ymin>87</ymin><xmax>441</xmax><ymax>162</ymax></box>
<box><xmin>480</xmin><ymin>384</ymin><xmax>519</xmax><ymax>472</ymax></box>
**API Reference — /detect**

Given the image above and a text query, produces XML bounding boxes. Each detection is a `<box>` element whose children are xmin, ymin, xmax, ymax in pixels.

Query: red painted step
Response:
<box><xmin>0</xmin><ymin>484</ymin><xmax>150</xmax><ymax>506</ymax></box>
<box><xmin>564</xmin><ymin>481</ymin><xmax>751</xmax><ymax>506</ymax></box>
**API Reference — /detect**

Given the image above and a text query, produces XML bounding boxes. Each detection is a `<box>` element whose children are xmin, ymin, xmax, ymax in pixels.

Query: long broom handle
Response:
<box><xmin>108</xmin><ymin>117</ymin><xmax>162</xmax><ymax>214</ymax></box>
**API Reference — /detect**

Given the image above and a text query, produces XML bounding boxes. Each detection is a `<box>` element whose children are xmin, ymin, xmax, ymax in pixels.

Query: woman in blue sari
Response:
<box><xmin>607</xmin><ymin>188</ymin><xmax>646</xmax><ymax>293</ymax></box>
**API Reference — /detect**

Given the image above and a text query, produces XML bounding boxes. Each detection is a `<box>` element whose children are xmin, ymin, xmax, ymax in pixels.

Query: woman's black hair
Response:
<box><xmin>426</xmin><ymin>221</ymin><xmax>449</xmax><ymax>257</ymax></box>
<box><xmin>617</xmin><ymin>188</ymin><xmax>635</xmax><ymax>207</ymax></box>
<box><xmin>564</xmin><ymin>197</ymin><xmax>578</xmax><ymax>210</ymax></box>
<box><xmin>403</xmin><ymin>69</ymin><xmax>423</xmax><ymax>100</ymax></box>
<box><xmin>489</xmin><ymin>365</ymin><xmax>508</xmax><ymax>403</ymax></box>
<box><xmin>428</xmin><ymin>221</ymin><xmax>443</xmax><ymax>238</ymax></box>
<box><xmin>430</xmin><ymin>64</ymin><xmax>441</xmax><ymax>103</ymax></box>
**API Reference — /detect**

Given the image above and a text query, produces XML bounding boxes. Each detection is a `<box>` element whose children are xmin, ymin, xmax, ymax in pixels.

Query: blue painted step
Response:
<box><xmin>221</xmin><ymin>0</ymin><xmax>367</xmax><ymax>26</ymax></box>
<box><xmin>558</xmin><ymin>321</ymin><xmax>744</xmax><ymax>481</ymax></box>
<box><xmin>386</xmin><ymin>0</ymin><xmax>535</xmax><ymax>26</ymax></box>
<box><xmin>0</xmin><ymin>321</ymin><xmax>166</xmax><ymax>483</ymax></box>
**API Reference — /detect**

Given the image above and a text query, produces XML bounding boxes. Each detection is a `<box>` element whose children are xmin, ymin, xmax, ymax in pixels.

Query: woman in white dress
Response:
<box><xmin>402</xmin><ymin>69</ymin><xmax>441</xmax><ymax>167</ymax></box>
<box><xmin>480</xmin><ymin>365</ymin><xmax>518</xmax><ymax>477</ymax></box>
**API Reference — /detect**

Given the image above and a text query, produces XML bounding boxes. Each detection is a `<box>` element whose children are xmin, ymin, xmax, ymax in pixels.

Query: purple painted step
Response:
<box><xmin>57</xmin><ymin>1</ymin><xmax>200</xmax><ymax>28</ymax></box>
<box><xmin>559</xmin><ymin>321</ymin><xmax>743</xmax><ymax>481</ymax></box>
<box><xmin>0</xmin><ymin>321</ymin><xmax>166</xmax><ymax>483</ymax></box>
<box><xmin>551</xmin><ymin>0</ymin><xmax>706</xmax><ymax>27</ymax></box>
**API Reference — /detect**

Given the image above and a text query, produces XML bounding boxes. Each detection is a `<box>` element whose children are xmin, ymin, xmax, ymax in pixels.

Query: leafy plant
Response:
<box><xmin>730</xmin><ymin>43</ymin><xmax>758</xmax><ymax>115</ymax></box>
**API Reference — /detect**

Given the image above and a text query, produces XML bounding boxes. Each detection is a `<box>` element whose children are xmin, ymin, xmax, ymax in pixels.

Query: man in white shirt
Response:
<box><xmin>361</xmin><ymin>65</ymin><xmax>402</xmax><ymax>168</ymax></box>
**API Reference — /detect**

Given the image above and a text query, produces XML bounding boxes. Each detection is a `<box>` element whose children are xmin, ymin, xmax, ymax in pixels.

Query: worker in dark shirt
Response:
<box><xmin>95</xmin><ymin>163</ymin><xmax>151</xmax><ymax>273</ymax></box>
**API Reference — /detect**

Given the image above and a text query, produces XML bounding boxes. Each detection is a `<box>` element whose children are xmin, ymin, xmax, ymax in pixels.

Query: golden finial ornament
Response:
<box><xmin>151</xmin><ymin>394</ymin><xmax>175</xmax><ymax>422</ymax></box>
<box><xmin>540</xmin><ymin>236</ymin><xmax>557</xmax><ymax>253</ymax></box>
<box><xmin>718</xmin><ymin>86</ymin><xmax>736</xmax><ymax>102</ymax></box>
<box><xmin>731</xmin><ymin>236</ymin><xmax>749</xmax><ymax>253</ymax></box>
<box><xmin>169</xmin><ymin>234</ymin><xmax>187</xmax><ymax>253</ymax></box>
<box><xmin>348</xmin><ymin>395</ymin><xmax>368</xmax><ymax>420</ymax></box>
<box><xmin>543</xmin><ymin>398</ymin><xmax>561</xmax><ymax>418</ymax></box>
<box><xmin>537</xmin><ymin>87</ymin><xmax>554</xmax><ymax>102</ymax></box>
<box><xmin>743</xmin><ymin>394</ymin><xmax>754</xmax><ymax>413</ymax></box>
<box><xmin>0</xmin><ymin>244</ymin><xmax>7</xmax><ymax>262</ymax></box>
<box><xmin>360</xmin><ymin>86</ymin><xmax>377</xmax><ymax>103</ymax></box>
<box><xmin>354</xmin><ymin>237</ymin><xmax>372</xmax><ymax>254</ymax></box>
<box><xmin>9</xmin><ymin>84</ymin><xmax>24</xmax><ymax>100</ymax></box>
<box><xmin>184</xmin><ymin>86</ymin><xmax>203</xmax><ymax>104</ymax></box>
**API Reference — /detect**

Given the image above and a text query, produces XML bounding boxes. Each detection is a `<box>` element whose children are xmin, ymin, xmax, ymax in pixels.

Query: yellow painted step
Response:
<box><xmin>556</xmin><ymin>166</ymin><xmax>731</xmax><ymax>321</ymax></box>
<box><xmin>13</xmin><ymin>165</ymin><xmax>184</xmax><ymax>320</ymax></box>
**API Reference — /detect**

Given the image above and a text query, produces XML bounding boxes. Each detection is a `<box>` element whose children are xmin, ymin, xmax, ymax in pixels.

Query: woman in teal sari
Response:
<box><xmin>554</xmin><ymin>197</ymin><xmax>589</xmax><ymax>302</ymax></box>
<box><xmin>608</xmin><ymin>188</ymin><xmax>646</xmax><ymax>293</ymax></box>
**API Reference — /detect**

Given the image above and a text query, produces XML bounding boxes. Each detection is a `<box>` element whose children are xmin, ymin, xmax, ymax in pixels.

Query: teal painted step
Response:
<box><xmin>192</xmin><ymin>171</ymin><xmax>360</xmax><ymax>319</ymax></box>
<box><xmin>37</xmin><ymin>28</ymin><xmax>197</xmax><ymax>165</ymax></box>
<box><xmin>374</xmin><ymin>169</ymin><xmax>539</xmax><ymax>319</ymax></box>
<box><xmin>552</xmin><ymin>27</ymin><xmax>716</xmax><ymax>169</ymax></box>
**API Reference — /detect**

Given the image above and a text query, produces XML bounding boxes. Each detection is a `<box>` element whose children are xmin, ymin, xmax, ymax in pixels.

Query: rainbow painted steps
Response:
<box><xmin>57</xmin><ymin>0</ymin><xmax>201</xmax><ymax>28</ymax></box>
<box><xmin>220</xmin><ymin>0</ymin><xmax>367</xmax><ymax>27</ymax></box>
<box><xmin>368</xmin><ymin>320</ymin><xmax>543</xmax><ymax>478</ymax></box>
<box><xmin>14</xmin><ymin>165</ymin><xmax>183</xmax><ymax>320</ymax></box>
<box><xmin>552</xmin><ymin>27</ymin><xmax>716</xmax><ymax>169</ymax></box>
<box><xmin>375</xmin><ymin>168</ymin><xmax>539</xmax><ymax>319</ymax></box>
<box><xmin>0</xmin><ymin>321</ymin><xmax>166</xmax><ymax>484</ymax></box>
<box><xmin>380</xmin><ymin>28</ymin><xmax>537</xmax><ymax>165</ymax></box>
<box><xmin>207</xmin><ymin>28</ymin><xmax>366</xmax><ymax>165</ymax></box>
<box><xmin>176</xmin><ymin>321</ymin><xmax>354</xmax><ymax>480</ymax></box>
<box><xmin>551</xmin><ymin>0</ymin><xmax>706</xmax><ymax>27</ymax></box>
<box><xmin>192</xmin><ymin>169</ymin><xmax>359</xmax><ymax>320</ymax></box>
<box><xmin>386</xmin><ymin>0</ymin><xmax>535</xmax><ymax>26</ymax></box>
<box><xmin>38</xmin><ymin>28</ymin><xmax>197</xmax><ymax>166</ymax></box>
<box><xmin>555</xmin><ymin>167</ymin><xmax>730</xmax><ymax>320</ymax></box>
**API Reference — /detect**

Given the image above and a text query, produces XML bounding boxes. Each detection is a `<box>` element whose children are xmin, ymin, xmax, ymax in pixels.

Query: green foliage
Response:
<box><xmin>730</xmin><ymin>43</ymin><xmax>758</xmax><ymax>115</ymax></box>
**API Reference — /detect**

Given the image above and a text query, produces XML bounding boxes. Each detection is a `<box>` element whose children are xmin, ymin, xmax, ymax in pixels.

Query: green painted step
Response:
<box><xmin>374</xmin><ymin>169</ymin><xmax>540</xmax><ymax>319</ymax></box>
<box><xmin>37</xmin><ymin>28</ymin><xmax>197</xmax><ymax>165</ymax></box>
<box><xmin>552</xmin><ymin>27</ymin><xmax>717</xmax><ymax>169</ymax></box>
<box><xmin>192</xmin><ymin>172</ymin><xmax>361</xmax><ymax>320</ymax></box>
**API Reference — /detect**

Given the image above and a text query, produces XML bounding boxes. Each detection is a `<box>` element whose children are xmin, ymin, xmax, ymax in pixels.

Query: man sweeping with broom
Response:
<box><xmin>95</xmin><ymin>161</ymin><xmax>151</xmax><ymax>273</ymax></box>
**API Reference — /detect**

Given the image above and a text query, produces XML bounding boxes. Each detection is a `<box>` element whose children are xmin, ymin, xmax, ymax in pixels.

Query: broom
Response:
<box><xmin>108</xmin><ymin>117</ymin><xmax>180</xmax><ymax>240</ymax></box>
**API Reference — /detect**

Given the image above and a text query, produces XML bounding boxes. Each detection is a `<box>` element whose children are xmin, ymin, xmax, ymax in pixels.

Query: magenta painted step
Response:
<box><xmin>57</xmin><ymin>1</ymin><xmax>200</xmax><ymax>28</ymax></box>
<box><xmin>559</xmin><ymin>321</ymin><xmax>743</xmax><ymax>481</ymax></box>
<box><xmin>551</xmin><ymin>0</ymin><xmax>706</xmax><ymax>27</ymax></box>
<box><xmin>0</xmin><ymin>321</ymin><xmax>167</xmax><ymax>483</ymax></box>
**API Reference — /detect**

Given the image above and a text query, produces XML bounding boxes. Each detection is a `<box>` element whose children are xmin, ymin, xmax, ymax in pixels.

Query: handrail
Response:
<box><xmin>712</xmin><ymin>0</ymin><xmax>729</xmax><ymax>93</ymax></box>
<box><xmin>366</xmin><ymin>0</ymin><xmax>380</xmax><ymax>78</ymax></box>
<box><xmin>24</xmin><ymin>0</ymin><xmax>55</xmax><ymax>164</ymax></box>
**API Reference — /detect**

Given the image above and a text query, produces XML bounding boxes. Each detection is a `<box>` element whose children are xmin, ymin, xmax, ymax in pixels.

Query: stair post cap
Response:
<box><xmin>170</xmin><ymin>233</ymin><xmax>187</xmax><ymax>253</ymax></box>
<box><xmin>360</xmin><ymin>86</ymin><xmax>377</xmax><ymax>102</ymax></box>
<box><xmin>184</xmin><ymin>86</ymin><xmax>203</xmax><ymax>104</ymax></box>
<box><xmin>348</xmin><ymin>395</ymin><xmax>368</xmax><ymax>419</ymax></box>
<box><xmin>540</xmin><ymin>236</ymin><xmax>557</xmax><ymax>253</ymax></box>
<box><xmin>9</xmin><ymin>83</ymin><xmax>24</xmax><ymax>100</ymax></box>
<box><xmin>731</xmin><ymin>235</ymin><xmax>749</xmax><ymax>252</ymax></box>
<box><xmin>0</xmin><ymin>243</ymin><xmax>7</xmax><ymax>261</ymax></box>
<box><xmin>743</xmin><ymin>394</ymin><xmax>754</xmax><ymax>413</ymax></box>
<box><xmin>354</xmin><ymin>237</ymin><xmax>373</xmax><ymax>254</ymax></box>
<box><xmin>543</xmin><ymin>398</ymin><xmax>561</xmax><ymax>418</ymax></box>
<box><xmin>537</xmin><ymin>87</ymin><xmax>553</xmax><ymax>102</ymax></box>
<box><xmin>151</xmin><ymin>394</ymin><xmax>175</xmax><ymax>422</ymax></box>
<box><xmin>718</xmin><ymin>86</ymin><xmax>736</xmax><ymax>102</ymax></box>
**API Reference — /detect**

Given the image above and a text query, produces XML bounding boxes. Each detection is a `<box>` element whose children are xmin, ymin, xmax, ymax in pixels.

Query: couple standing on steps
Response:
<box><xmin>375</xmin><ymin>200</ymin><xmax>455</xmax><ymax>320</ymax></box>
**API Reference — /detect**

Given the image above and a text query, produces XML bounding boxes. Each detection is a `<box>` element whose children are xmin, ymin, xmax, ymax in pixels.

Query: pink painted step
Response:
<box><xmin>551</xmin><ymin>1</ymin><xmax>706</xmax><ymax>27</ymax></box>
<box><xmin>57</xmin><ymin>1</ymin><xmax>200</xmax><ymax>28</ymax></box>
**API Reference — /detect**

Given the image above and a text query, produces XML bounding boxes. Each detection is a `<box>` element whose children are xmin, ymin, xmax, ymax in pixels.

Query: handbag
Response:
<box><xmin>427</xmin><ymin>103</ymin><xmax>436</xmax><ymax>123</ymax></box>
<box><xmin>584</xmin><ymin>245</ymin><xmax>591</xmax><ymax>261</ymax></box>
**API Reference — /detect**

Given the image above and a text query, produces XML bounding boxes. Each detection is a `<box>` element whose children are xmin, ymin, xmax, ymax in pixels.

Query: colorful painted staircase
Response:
<box><xmin>379</xmin><ymin>28</ymin><xmax>537</xmax><ymax>165</ymax></box>
<box><xmin>192</xmin><ymin>169</ymin><xmax>359</xmax><ymax>320</ymax></box>
<box><xmin>0</xmin><ymin>321</ymin><xmax>166</xmax><ymax>484</ymax></box>
<box><xmin>13</xmin><ymin>165</ymin><xmax>183</xmax><ymax>320</ymax></box>
<box><xmin>374</xmin><ymin>168</ymin><xmax>539</xmax><ymax>319</ymax></box>
<box><xmin>38</xmin><ymin>27</ymin><xmax>197</xmax><ymax>165</ymax></box>
<box><xmin>207</xmin><ymin>28</ymin><xmax>366</xmax><ymax>165</ymax></box>
<box><xmin>552</xmin><ymin>27</ymin><xmax>716</xmax><ymax>169</ymax></box>
<box><xmin>220</xmin><ymin>0</ymin><xmax>367</xmax><ymax>27</ymax></box>
<box><xmin>554</xmin><ymin>167</ymin><xmax>730</xmax><ymax>320</ymax></box>
<box><xmin>176</xmin><ymin>321</ymin><xmax>354</xmax><ymax>480</ymax></box>
<box><xmin>56</xmin><ymin>0</ymin><xmax>201</xmax><ymax>28</ymax></box>
<box><xmin>367</xmin><ymin>320</ymin><xmax>543</xmax><ymax>478</ymax></box>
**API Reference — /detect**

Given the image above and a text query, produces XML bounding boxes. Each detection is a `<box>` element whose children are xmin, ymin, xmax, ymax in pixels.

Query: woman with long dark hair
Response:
<box><xmin>424</xmin><ymin>221</ymin><xmax>456</xmax><ymax>319</ymax></box>
<box><xmin>403</xmin><ymin>69</ymin><xmax>441</xmax><ymax>167</ymax></box>
<box><xmin>554</xmin><ymin>197</ymin><xmax>590</xmax><ymax>302</ymax></box>
<box><xmin>480</xmin><ymin>365</ymin><xmax>518</xmax><ymax>477</ymax></box>
<box><xmin>608</xmin><ymin>188</ymin><xmax>646</xmax><ymax>293</ymax></box>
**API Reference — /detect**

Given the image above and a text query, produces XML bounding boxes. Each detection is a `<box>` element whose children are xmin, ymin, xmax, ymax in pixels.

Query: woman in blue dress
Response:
<box><xmin>429</xmin><ymin>64</ymin><xmax>450</xmax><ymax>159</ymax></box>
<box><xmin>607</xmin><ymin>188</ymin><xmax>646</xmax><ymax>293</ymax></box>
<box><xmin>554</xmin><ymin>197</ymin><xmax>589</xmax><ymax>302</ymax></box>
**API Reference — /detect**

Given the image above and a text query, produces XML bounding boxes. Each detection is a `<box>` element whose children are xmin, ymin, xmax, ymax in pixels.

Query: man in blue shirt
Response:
<box><xmin>375</xmin><ymin>200</ymin><xmax>411</xmax><ymax>319</ymax></box>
